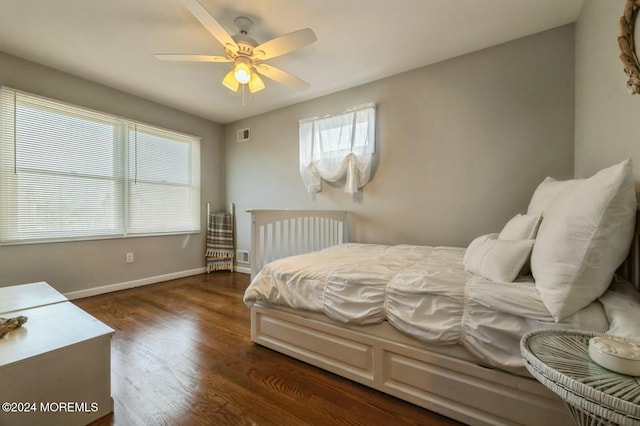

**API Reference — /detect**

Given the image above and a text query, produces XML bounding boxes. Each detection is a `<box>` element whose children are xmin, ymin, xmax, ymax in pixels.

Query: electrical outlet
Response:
<box><xmin>126</xmin><ymin>252</ymin><xmax>134</xmax><ymax>263</ymax></box>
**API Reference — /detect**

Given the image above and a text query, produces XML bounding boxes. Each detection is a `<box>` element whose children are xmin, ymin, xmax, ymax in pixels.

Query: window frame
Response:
<box><xmin>0</xmin><ymin>87</ymin><xmax>201</xmax><ymax>246</ymax></box>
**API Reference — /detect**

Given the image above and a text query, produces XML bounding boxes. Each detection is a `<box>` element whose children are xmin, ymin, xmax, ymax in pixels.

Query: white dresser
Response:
<box><xmin>0</xmin><ymin>282</ymin><xmax>114</xmax><ymax>426</ymax></box>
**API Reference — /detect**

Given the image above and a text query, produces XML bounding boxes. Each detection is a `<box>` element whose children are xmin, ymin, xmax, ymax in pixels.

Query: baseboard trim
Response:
<box><xmin>64</xmin><ymin>267</ymin><xmax>206</xmax><ymax>300</ymax></box>
<box><xmin>235</xmin><ymin>265</ymin><xmax>251</xmax><ymax>275</ymax></box>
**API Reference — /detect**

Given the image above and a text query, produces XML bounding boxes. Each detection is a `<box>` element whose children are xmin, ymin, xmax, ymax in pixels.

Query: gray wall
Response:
<box><xmin>575</xmin><ymin>0</ymin><xmax>640</xmax><ymax>180</ymax></box>
<box><xmin>0</xmin><ymin>22</ymin><xmax>581</xmax><ymax>293</ymax></box>
<box><xmin>0</xmin><ymin>51</ymin><xmax>225</xmax><ymax>294</ymax></box>
<box><xmin>225</xmin><ymin>25</ymin><xmax>576</xmax><ymax>254</ymax></box>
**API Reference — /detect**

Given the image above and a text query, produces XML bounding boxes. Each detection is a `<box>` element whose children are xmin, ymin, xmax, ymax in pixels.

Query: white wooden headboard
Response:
<box><xmin>247</xmin><ymin>210</ymin><xmax>348</xmax><ymax>279</ymax></box>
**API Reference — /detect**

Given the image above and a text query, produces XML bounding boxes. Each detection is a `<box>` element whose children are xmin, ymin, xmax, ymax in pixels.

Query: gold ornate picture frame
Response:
<box><xmin>619</xmin><ymin>0</ymin><xmax>640</xmax><ymax>94</ymax></box>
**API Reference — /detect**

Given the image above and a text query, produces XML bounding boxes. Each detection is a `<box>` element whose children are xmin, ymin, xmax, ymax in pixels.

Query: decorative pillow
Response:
<box><xmin>464</xmin><ymin>233</ymin><xmax>498</xmax><ymax>265</ymax></box>
<box><xmin>531</xmin><ymin>159</ymin><xmax>636</xmax><ymax>321</ymax></box>
<box><xmin>527</xmin><ymin>177</ymin><xmax>582</xmax><ymax>215</ymax></box>
<box><xmin>464</xmin><ymin>239</ymin><xmax>535</xmax><ymax>283</ymax></box>
<box><xmin>498</xmin><ymin>213</ymin><xmax>542</xmax><ymax>241</ymax></box>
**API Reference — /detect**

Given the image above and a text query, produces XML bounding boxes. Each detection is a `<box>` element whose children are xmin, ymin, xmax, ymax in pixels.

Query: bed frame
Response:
<box><xmin>246</xmin><ymin>209</ymin><xmax>640</xmax><ymax>426</ymax></box>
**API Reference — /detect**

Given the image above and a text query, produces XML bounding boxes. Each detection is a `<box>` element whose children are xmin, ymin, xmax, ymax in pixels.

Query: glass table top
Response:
<box><xmin>522</xmin><ymin>330</ymin><xmax>640</xmax><ymax>406</ymax></box>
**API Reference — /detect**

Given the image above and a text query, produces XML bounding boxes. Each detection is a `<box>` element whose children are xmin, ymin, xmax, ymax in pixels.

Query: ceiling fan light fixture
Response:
<box><xmin>158</xmin><ymin>3</ymin><xmax>317</xmax><ymax>101</ymax></box>
<box><xmin>222</xmin><ymin>70</ymin><xmax>240</xmax><ymax>91</ymax></box>
<box><xmin>248</xmin><ymin>72</ymin><xmax>265</xmax><ymax>93</ymax></box>
<box><xmin>233</xmin><ymin>59</ymin><xmax>251</xmax><ymax>84</ymax></box>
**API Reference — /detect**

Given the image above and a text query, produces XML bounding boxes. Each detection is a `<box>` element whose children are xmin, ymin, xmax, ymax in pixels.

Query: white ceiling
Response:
<box><xmin>0</xmin><ymin>0</ymin><xmax>584</xmax><ymax>124</ymax></box>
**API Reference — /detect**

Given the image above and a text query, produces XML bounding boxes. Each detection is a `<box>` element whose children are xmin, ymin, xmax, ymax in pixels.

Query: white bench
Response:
<box><xmin>0</xmin><ymin>282</ymin><xmax>114</xmax><ymax>426</ymax></box>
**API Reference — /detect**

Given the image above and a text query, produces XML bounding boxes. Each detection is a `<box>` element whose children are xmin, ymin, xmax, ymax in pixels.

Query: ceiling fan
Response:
<box><xmin>155</xmin><ymin>0</ymin><xmax>317</xmax><ymax>95</ymax></box>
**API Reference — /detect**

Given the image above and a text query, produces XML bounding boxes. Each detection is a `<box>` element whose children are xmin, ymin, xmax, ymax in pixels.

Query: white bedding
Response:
<box><xmin>243</xmin><ymin>243</ymin><xmax>610</xmax><ymax>374</ymax></box>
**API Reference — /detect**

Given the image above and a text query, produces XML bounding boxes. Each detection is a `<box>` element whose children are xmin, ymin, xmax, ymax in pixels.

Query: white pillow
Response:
<box><xmin>464</xmin><ymin>239</ymin><xmax>535</xmax><ymax>283</ymax></box>
<box><xmin>527</xmin><ymin>177</ymin><xmax>582</xmax><ymax>215</ymax></box>
<box><xmin>598</xmin><ymin>278</ymin><xmax>640</xmax><ymax>340</ymax></box>
<box><xmin>531</xmin><ymin>159</ymin><xmax>637</xmax><ymax>321</ymax></box>
<box><xmin>464</xmin><ymin>233</ymin><xmax>498</xmax><ymax>265</ymax></box>
<box><xmin>498</xmin><ymin>213</ymin><xmax>542</xmax><ymax>241</ymax></box>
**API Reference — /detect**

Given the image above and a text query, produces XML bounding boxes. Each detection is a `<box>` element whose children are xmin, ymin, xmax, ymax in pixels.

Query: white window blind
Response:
<box><xmin>0</xmin><ymin>87</ymin><xmax>200</xmax><ymax>244</ymax></box>
<box><xmin>127</xmin><ymin>123</ymin><xmax>200</xmax><ymax>234</ymax></box>
<box><xmin>299</xmin><ymin>103</ymin><xmax>375</xmax><ymax>194</ymax></box>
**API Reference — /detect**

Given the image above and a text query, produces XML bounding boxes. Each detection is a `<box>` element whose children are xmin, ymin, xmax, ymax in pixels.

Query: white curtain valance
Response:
<box><xmin>299</xmin><ymin>103</ymin><xmax>375</xmax><ymax>194</ymax></box>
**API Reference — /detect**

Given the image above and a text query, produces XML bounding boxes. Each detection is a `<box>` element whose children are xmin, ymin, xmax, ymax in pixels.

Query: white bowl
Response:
<box><xmin>588</xmin><ymin>336</ymin><xmax>640</xmax><ymax>376</ymax></box>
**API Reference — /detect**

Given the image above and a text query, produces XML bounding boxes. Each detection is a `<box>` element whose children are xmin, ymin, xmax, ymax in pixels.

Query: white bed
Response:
<box><xmin>244</xmin><ymin>160</ymin><xmax>640</xmax><ymax>426</ymax></box>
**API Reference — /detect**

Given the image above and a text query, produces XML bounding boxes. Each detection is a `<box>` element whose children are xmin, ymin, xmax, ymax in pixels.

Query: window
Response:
<box><xmin>313</xmin><ymin>116</ymin><xmax>370</xmax><ymax>152</ymax></box>
<box><xmin>127</xmin><ymin>123</ymin><xmax>200</xmax><ymax>234</ymax></box>
<box><xmin>299</xmin><ymin>103</ymin><xmax>375</xmax><ymax>194</ymax></box>
<box><xmin>0</xmin><ymin>87</ymin><xmax>200</xmax><ymax>244</ymax></box>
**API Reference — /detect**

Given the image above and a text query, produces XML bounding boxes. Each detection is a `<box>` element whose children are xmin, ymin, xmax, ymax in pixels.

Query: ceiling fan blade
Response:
<box><xmin>253</xmin><ymin>28</ymin><xmax>317</xmax><ymax>60</ymax></box>
<box><xmin>255</xmin><ymin>64</ymin><xmax>309</xmax><ymax>89</ymax></box>
<box><xmin>154</xmin><ymin>54</ymin><xmax>231</xmax><ymax>63</ymax></box>
<box><xmin>182</xmin><ymin>0</ymin><xmax>238</xmax><ymax>52</ymax></box>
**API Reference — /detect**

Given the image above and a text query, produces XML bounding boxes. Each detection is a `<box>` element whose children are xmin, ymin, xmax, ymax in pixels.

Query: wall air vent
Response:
<box><xmin>237</xmin><ymin>128</ymin><xmax>250</xmax><ymax>143</ymax></box>
<box><xmin>236</xmin><ymin>250</ymin><xmax>250</xmax><ymax>264</ymax></box>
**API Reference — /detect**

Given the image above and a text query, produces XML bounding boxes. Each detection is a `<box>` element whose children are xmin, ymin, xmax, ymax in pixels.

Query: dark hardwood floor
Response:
<box><xmin>74</xmin><ymin>272</ymin><xmax>465</xmax><ymax>426</ymax></box>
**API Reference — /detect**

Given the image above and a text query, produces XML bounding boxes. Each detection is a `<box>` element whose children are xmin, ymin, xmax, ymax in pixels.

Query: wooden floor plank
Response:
<box><xmin>74</xmin><ymin>272</ymin><xmax>465</xmax><ymax>426</ymax></box>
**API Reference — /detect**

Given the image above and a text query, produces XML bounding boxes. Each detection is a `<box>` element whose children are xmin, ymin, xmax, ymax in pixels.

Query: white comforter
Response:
<box><xmin>243</xmin><ymin>243</ymin><xmax>609</xmax><ymax>374</ymax></box>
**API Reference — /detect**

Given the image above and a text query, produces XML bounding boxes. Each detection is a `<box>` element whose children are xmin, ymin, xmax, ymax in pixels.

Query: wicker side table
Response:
<box><xmin>521</xmin><ymin>329</ymin><xmax>640</xmax><ymax>426</ymax></box>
